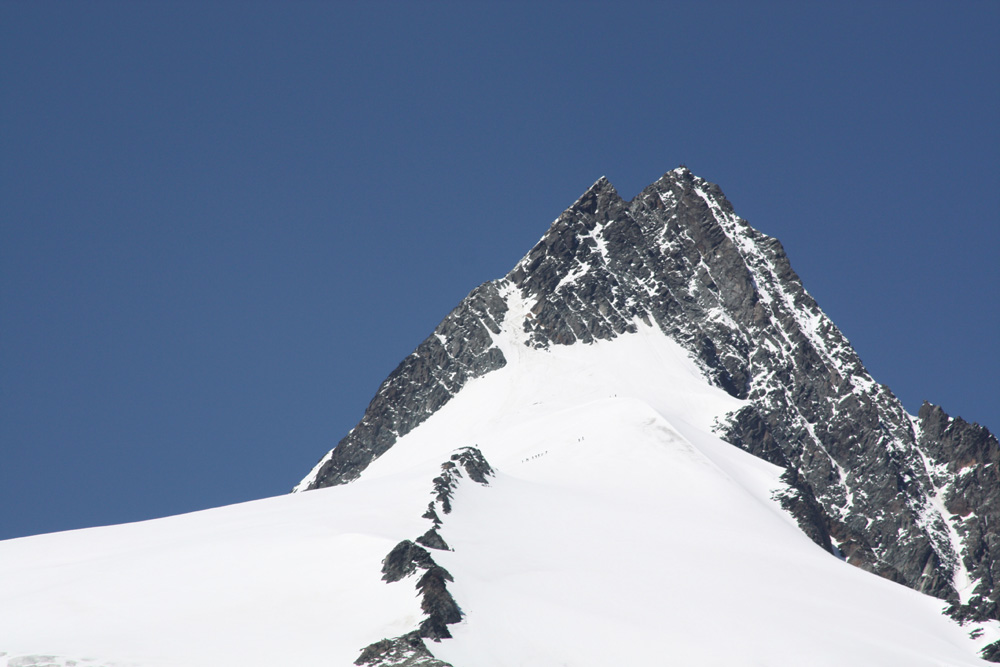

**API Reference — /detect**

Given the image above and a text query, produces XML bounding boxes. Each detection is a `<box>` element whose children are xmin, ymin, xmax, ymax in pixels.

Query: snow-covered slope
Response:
<box><xmin>0</xmin><ymin>321</ymin><xmax>992</xmax><ymax>665</ymax></box>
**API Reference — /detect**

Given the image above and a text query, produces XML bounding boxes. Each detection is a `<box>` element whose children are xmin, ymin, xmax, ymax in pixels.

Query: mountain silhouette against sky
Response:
<box><xmin>3</xmin><ymin>169</ymin><xmax>997</xmax><ymax>667</ymax></box>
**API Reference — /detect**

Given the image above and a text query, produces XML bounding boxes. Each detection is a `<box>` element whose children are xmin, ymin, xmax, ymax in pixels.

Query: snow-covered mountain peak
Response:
<box><xmin>294</xmin><ymin>167</ymin><xmax>1000</xmax><ymax>652</ymax></box>
<box><xmin>5</xmin><ymin>168</ymin><xmax>998</xmax><ymax>666</ymax></box>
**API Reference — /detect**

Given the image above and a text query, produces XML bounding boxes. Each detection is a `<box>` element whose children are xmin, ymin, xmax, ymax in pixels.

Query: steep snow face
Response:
<box><xmin>1</xmin><ymin>321</ymin><xmax>994</xmax><ymax>666</ymax></box>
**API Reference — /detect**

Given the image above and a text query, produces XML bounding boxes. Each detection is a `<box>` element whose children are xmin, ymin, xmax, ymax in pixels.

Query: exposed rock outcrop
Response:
<box><xmin>354</xmin><ymin>632</ymin><xmax>454</xmax><ymax>667</ymax></box>
<box><xmin>357</xmin><ymin>447</ymin><xmax>495</xmax><ymax>664</ymax></box>
<box><xmin>298</xmin><ymin>289</ymin><xmax>507</xmax><ymax>489</ymax></box>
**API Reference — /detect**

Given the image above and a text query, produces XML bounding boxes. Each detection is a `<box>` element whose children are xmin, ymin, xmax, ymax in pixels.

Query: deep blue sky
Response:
<box><xmin>2</xmin><ymin>2</ymin><xmax>997</xmax><ymax>541</ymax></box>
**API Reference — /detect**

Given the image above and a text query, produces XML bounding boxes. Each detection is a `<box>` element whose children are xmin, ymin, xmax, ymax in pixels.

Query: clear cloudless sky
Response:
<box><xmin>2</xmin><ymin>1</ymin><xmax>998</xmax><ymax>541</ymax></box>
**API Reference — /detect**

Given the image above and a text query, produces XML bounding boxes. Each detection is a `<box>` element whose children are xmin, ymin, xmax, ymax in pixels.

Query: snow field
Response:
<box><xmin>0</xmin><ymin>323</ymin><xmax>987</xmax><ymax>665</ymax></box>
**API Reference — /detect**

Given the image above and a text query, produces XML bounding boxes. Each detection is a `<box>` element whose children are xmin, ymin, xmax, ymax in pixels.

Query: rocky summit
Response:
<box><xmin>298</xmin><ymin>167</ymin><xmax>999</xmax><ymax>655</ymax></box>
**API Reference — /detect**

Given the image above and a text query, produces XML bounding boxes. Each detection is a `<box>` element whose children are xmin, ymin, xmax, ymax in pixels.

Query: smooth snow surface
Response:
<box><xmin>0</xmin><ymin>323</ymin><xmax>987</xmax><ymax>666</ymax></box>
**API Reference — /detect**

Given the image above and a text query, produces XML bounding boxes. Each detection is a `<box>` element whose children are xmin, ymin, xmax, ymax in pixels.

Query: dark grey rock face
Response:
<box><xmin>354</xmin><ymin>632</ymin><xmax>454</xmax><ymax>667</ymax></box>
<box><xmin>919</xmin><ymin>401</ymin><xmax>1000</xmax><ymax>625</ymax></box>
<box><xmin>302</xmin><ymin>168</ymin><xmax>998</xmax><ymax>633</ymax></box>
<box><xmin>382</xmin><ymin>540</ymin><xmax>462</xmax><ymax>641</ymax></box>
<box><xmin>381</xmin><ymin>540</ymin><xmax>434</xmax><ymax>583</ymax></box>
<box><xmin>298</xmin><ymin>285</ymin><xmax>507</xmax><ymax>489</ymax></box>
<box><xmin>416</xmin><ymin>528</ymin><xmax>450</xmax><ymax>551</ymax></box>
<box><xmin>416</xmin><ymin>565</ymin><xmax>462</xmax><ymax>640</ymax></box>
<box><xmin>379</xmin><ymin>536</ymin><xmax>463</xmax><ymax>641</ymax></box>
<box><xmin>430</xmin><ymin>447</ymin><xmax>495</xmax><ymax>515</ymax></box>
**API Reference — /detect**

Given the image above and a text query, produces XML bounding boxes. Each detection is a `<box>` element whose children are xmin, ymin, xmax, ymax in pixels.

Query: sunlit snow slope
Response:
<box><xmin>0</xmin><ymin>317</ymin><xmax>989</xmax><ymax>666</ymax></box>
